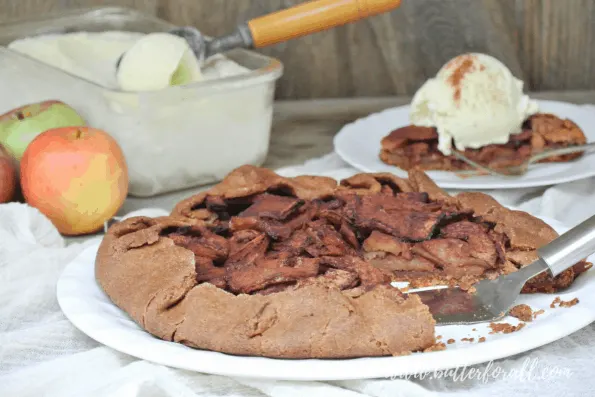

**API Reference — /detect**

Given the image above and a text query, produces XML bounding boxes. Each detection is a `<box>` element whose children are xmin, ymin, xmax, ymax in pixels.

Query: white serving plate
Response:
<box><xmin>57</xmin><ymin>216</ymin><xmax>595</xmax><ymax>381</ymax></box>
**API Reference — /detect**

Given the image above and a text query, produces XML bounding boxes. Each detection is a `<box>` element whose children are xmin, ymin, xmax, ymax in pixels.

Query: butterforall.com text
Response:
<box><xmin>391</xmin><ymin>357</ymin><xmax>573</xmax><ymax>383</ymax></box>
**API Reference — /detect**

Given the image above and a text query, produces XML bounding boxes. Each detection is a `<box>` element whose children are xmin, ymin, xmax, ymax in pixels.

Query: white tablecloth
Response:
<box><xmin>1</xmin><ymin>153</ymin><xmax>595</xmax><ymax>397</ymax></box>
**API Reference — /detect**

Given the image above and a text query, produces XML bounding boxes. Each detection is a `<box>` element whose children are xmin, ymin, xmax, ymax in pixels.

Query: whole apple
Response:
<box><xmin>21</xmin><ymin>127</ymin><xmax>128</xmax><ymax>235</ymax></box>
<box><xmin>0</xmin><ymin>144</ymin><xmax>16</xmax><ymax>203</ymax></box>
<box><xmin>0</xmin><ymin>100</ymin><xmax>86</xmax><ymax>162</ymax></box>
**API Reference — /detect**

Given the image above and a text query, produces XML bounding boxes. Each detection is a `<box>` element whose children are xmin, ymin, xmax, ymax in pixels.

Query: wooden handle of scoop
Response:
<box><xmin>247</xmin><ymin>0</ymin><xmax>402</xmax><ymax>48</ymax></box>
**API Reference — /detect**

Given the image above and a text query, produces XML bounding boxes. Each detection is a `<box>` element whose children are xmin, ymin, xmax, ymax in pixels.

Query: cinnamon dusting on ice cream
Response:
<box><xmin>446</xmin><ymin>55</ymin><xmax>486</xmax><ymax>102</ymax></box>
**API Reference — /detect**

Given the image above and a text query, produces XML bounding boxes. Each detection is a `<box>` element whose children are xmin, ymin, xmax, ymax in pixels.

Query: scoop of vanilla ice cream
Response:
<box><xmin>117</xmin><ymin>32</ymin><xmax>203</xmax><ymax>91</ymax></box>
<box><xmin>410</xmin><ymin>53</ymin><xmax>538</xmax><ymax>155</ymax></box>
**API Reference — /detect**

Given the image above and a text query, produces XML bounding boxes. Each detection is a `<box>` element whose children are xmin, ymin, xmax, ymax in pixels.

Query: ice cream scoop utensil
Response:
<box><xmin>408</xmin><ymin>213</ymin><xmax>595</xmax><ymax>325</ymax></box>
<box><xmin>177</xmin><ymin>0</ymin><xmax>401</xmax><ymax>62</ymax></box>
<box><xmin>117</xmin><ymin>0</ymin><xmax>402</xmax><ymax>67</ymax></box>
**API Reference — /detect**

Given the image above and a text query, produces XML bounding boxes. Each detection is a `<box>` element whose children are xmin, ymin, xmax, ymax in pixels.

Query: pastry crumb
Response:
<box><xmin>447</xmin><ymin>338</ymin><xmax>456</xmax><ymax>344</ymax></box>
<box><xmin>533</xmin><ymin>309</ymin><xmax>545</xmax><ymax>319</ymax></box>
<box><xmin>550</xmin><ymin>296</ymin><xmax>579</xmax><ymax>308</ymax></box>
<box><xmin>478</xmin><ymin>337</ymin><xmax>486</xmax><ymax>343</ymax></box>
<box><xmin>461</xmin><ymin>337</ymin><xmax>475</xmax><ymax>342</ymax></box>
<box><xmin>489</xmin><ymin>322</ymin><xmax>526</xmax><ymax>334</ymax></box>
<box><xmin>560</xmin><ymin>298</ymin><xmax>579</xmax><ymax>308</ymax></box>
<box><xmin>424</xmin><ymin>342</ymin><xmax>447</xmax><ymax>352</ymax></box>
<box><xmin>436</xmin><ymin>335</ymin><xmax>442</xmax><ymax>340</ymax></box>
<box><xmin>509</xmin><ymin>304</ymin><xmax>533</xmax><ymax>322</ymax></box>
<box><xmin>472</xmin><ymin>328</ymin><xmax>477</xmax><ymax>331</ymax></box>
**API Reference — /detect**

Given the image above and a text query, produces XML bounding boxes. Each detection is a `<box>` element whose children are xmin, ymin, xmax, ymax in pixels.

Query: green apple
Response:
<box><xmin>0</xmin><ymin>100</ymin><xmax>86</xmax><ymax>161</ymax></box>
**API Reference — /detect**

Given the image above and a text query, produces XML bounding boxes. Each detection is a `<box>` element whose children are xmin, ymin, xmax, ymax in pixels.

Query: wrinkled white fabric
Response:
<box><xmin>1</xmin><ymin>155</ymin><xmax>594</xmax><ymax>397</ymax></box>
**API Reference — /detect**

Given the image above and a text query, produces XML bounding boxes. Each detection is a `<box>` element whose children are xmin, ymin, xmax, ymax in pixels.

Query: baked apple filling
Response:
<box><xmin>160</xmin><ymin>172</ymin><xmax>569</xmax><ymax>294</ymax></box>
<box><xmin>160</xmin><ymin>192</ymin><xmax>392</xmax><ymax>296</ymax></box>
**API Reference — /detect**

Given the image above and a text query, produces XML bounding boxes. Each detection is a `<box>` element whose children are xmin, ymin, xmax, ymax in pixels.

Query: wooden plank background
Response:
<box><xmin>1</xmin><ymin>0</ymin><xmax>594</xmax><ymax>99</ymax></box>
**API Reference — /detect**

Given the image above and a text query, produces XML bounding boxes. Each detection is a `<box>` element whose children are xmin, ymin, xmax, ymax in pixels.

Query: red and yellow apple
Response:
<box><xmin>20</xmin><ymin>127</ymin><xmax>128</xmax><ymax>235</ymax></box>
<box><xmin>0</xmin><ymin>144</ymin><xmax>16</xmax><ymax>203</ymax></box>
<box><xmin>0</xmin><ymin>100</ymin><xmax>86</xmax><ymax>162</ymax></box>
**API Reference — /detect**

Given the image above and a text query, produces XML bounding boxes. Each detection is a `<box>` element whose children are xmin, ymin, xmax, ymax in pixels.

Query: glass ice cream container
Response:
<box><xmin>0</xmin><ymin>7</ymin><xmax>283</xmax><ymax>197</ymax></box>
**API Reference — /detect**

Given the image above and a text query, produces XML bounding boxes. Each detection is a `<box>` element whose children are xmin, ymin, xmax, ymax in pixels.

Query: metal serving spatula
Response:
<box><xmin>408</xmin><ymin>213</ymin><xmax>595</xmax><ymax>326</ymax></box>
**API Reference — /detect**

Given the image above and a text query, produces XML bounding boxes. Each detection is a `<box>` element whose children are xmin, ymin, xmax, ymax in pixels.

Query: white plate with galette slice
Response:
<box><xmin>333</xmin><ymin>100</ymin><xmax>595</xmax><ymax>190</ymax></box>
<box><xmin>57</xmin><ymin>214</ymin><xmax>595</xmax><ymax>381</ymax></box>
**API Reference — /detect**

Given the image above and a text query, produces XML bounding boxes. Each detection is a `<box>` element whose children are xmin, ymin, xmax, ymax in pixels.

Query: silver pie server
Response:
<box><xmin>408</xmin><ymin>213</ymin><xmax>595</xmax><ymax>326</ymax></box>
